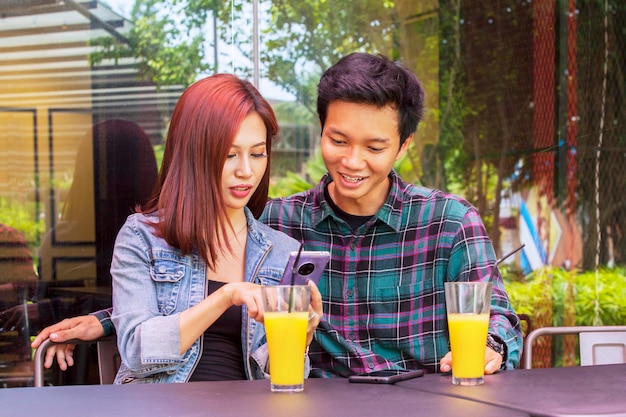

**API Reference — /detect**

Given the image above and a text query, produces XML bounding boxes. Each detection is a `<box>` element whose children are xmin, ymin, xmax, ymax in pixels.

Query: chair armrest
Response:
<box><xmin>523</xmin><ymin>325</ymin><xmax>626</xmax><ymax>369</ymax></box>
<box><xmin>33</xmin><ymin>338</ymin><xmax>103</xmax><ymax>387</ymax></box>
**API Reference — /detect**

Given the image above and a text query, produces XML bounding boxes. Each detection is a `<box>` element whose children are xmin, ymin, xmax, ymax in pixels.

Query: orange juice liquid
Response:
<box><xmin>264</xmin><ymin>311</ymin><xmax>309</xmax><ymax>386</ymax></box>
<box><xmin>447</xmin><ymin>313</ymin><xmax>489</xmax><ymax>378</ymax></box>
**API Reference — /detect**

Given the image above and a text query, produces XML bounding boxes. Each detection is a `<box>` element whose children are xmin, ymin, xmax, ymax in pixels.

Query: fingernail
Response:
<box><xmin>50</xmin><ymin>333</ymin><xmax>58</xmax><ymax>340</ymax></box>
<box><xmin>441</xmin><ymin>364</ymin><xmax>450</xmax><ymax>372</ymax></box>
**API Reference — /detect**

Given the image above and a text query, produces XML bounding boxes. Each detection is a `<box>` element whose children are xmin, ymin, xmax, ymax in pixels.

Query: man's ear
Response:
<box><xmin>396</xmin><ymin>134</ymin><xmax>414</xmax><ymax>161</ymax></box>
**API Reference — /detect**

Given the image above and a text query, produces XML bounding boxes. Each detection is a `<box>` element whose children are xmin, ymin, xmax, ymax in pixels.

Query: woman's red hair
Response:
<box><xmin>141</xmin><ymin>74</ymin><xmax>278</xmax><ymax>269</ymax></box>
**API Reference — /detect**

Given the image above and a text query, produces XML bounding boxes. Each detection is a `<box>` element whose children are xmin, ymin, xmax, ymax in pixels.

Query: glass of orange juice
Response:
<box><xmin>444</xmin><ymin>281</ymin><xmax>493</xmax><ymax>386</ymax></box>
<box><xmin>262</xmin><ymin>285</ymin><xmax>311</xmax><ymax>393</ymax></box>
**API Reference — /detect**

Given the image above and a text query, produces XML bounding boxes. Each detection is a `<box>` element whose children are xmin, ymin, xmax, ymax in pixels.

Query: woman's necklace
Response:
<box><xmin>235</xmin><ymin>222</ymin><xmax>247</xmax><ymax>235</ymax></box>
<box><xmin>229</xmin><ymin>222</ymin><xmax>247</xmax><ymax>243</ymax></box>
<box><xmin>209</xmin><ymin>222</ymin><xmax>247</xmax><ymax>277</ymax></box>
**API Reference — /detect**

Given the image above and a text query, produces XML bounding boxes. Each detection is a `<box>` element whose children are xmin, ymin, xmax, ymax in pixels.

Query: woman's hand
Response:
<box><xmin>223</xmin><ymin>282</ymin><xmax>265</xmax><ymax>321</ymax></box>
<box><xmin>180</xmin><ymin>282</ymin><xmax>263</xmax><ymax>352</ymax></box>
<box><xmin>219</xmin><ymin>280</ymin><xmax>322</xmax><ymax>346</ymax></box>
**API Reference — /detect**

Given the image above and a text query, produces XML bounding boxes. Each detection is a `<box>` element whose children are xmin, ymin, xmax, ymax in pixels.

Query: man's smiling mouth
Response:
<box><xmin>341</xmin><ymin>174</ymin><xmax>364</xmax><ymax>183</ymax></box>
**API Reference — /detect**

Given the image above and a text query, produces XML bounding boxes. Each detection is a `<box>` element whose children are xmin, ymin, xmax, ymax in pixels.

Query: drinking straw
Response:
<box><xmin>495</xmin><ymin>243</ymin><xmax>526</xmax><ymax>266</ymax></box>
<box><xmin>288</xmin><ymin>244</ymin><xmax>304</xmax><ymax>312</ymax></box>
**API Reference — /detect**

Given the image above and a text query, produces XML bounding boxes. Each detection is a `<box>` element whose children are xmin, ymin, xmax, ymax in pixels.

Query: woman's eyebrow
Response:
<box><xmin>231</xmin><ymin>141</ymin><xmax>267</xmax><ymax>149</ymax></box>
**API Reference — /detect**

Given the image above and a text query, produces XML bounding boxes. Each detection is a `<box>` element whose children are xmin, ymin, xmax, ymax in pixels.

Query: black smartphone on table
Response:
<box><xmin>348</xmin><ymin>369</ymin><xmax>425</xmax><ymax>384</ymax></box>
<box><xmin>279</xmin><ymin>250</ymin><xmax>330</xmax><ymax>286</ymax></box>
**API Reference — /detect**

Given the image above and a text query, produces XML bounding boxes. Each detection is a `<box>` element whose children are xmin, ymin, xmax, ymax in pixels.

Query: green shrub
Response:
<box><xmin>575</xmin><ymin>268</ymin><xmax>626</xmax><ymax>326</ymax></box>
<box><xmin>503</xmin><ymin>265</ymin><xmax>626</xmax><ymax>366</ymax></box>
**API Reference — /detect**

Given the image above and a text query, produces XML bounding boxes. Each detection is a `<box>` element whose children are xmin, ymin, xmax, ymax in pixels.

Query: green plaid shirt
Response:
<box><xmin>261</xmin><ymin>171</ymin><xmax>522</xmax><ymax>376</ymax></box>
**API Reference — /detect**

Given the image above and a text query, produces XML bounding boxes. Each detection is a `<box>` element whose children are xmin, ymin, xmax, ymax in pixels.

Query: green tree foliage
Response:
<box><xmin>161</xmin><ymin>0</ymin><xmax>403</xmax><ymax>116</ymax></box>
<box><xmin>430</xmin><ymin>1</ymin><xmax>463</xmax><ymax>194</ymax></box>
<box><xmin>261</xmin><ymin>0</ymin><xmax>399</xmax><ymax>115</ymax></box>
<box><xmin>104</xmin><ymin>0</ymin><xmax>411</xmax><ymax>112</ymax></box>
<box><xmin>91</xmin><ymin>0</ymin><xmax>209</xmax><ymax>87</ymax></box>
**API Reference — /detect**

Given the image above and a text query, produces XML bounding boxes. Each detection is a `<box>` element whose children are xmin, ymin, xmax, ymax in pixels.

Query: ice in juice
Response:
<box><xmin>264</xmin><ymin>311</ymin><xmax>309</xmax><ymax>386</ymax></box>
<box><xmin>447</xmin><ymin>313</ymin><xmax>489</xmax><ymax>378</ymax></box>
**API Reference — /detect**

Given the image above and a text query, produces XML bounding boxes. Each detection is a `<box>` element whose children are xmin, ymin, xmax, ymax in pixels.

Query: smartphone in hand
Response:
<box><xmin>279</xmin><ymin>251</ymin><xmax>330</xmax><ymax>286</ymax></box>
<box><xmin>348</xmin><ymin>369</ymin><xmax>425</xmax><ymax>384</ymax></box>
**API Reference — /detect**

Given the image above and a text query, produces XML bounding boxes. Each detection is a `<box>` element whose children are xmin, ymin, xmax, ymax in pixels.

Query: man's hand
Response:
<box><xmin>439</xmin><ymin>346</ymin><xmax>503</xmax><ymax>374</ymax></box>
<box><xmin>306</xmin><ymin>280</ymin><xmax>323</xmax><ymax>346</ymax></box>
<box><xmin>30</xmin><ymin>315</ymin><xmax>105</xmax><ymax>370</ymax></box>
<box><xmin>483</xmin><ymin>346</ymin><xmax>504</xmax><ymax>374</ymax></box>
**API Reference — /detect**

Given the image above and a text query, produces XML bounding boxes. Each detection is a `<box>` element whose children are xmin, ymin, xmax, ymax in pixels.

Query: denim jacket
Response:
<box><xmin>111</xmin><ymin>208</ymin><xmax>301</xmax><ymax>384</ymax></box>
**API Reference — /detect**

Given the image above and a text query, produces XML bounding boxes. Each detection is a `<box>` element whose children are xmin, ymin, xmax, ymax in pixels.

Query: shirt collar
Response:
<box><xmin>310</xmin><ymin>174</ymin><xmax>335</xmax><ymax>229</ymax></box>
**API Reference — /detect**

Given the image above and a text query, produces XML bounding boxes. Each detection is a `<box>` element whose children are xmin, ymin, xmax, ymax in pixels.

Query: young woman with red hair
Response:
<box><xmin>110</xmin><ymin>74</ymin><xmax>322</xmax><ymax>383</ymax></box>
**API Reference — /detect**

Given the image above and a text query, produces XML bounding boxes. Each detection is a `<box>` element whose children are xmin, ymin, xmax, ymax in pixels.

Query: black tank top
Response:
<box><xmin>188</xmin><ymin>280</ymin><xmax>246</xmax><ymax>381</ymax></box>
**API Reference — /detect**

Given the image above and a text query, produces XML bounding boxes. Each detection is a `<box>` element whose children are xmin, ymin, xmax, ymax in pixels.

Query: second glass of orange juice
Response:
<box><xmin>444</xmin><ymin>281</ymin><xmax>492</xmax><ymax>386</ymax></box>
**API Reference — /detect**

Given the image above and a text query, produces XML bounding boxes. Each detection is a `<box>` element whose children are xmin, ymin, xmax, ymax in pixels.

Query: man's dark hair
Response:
<box><xmin>317</xmin><ymin>53</ymin><xmax>425</xmax><ymax>146</ymax></box>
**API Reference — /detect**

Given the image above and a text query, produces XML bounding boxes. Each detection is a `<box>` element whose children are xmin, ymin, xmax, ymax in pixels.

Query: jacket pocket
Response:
<box><xmin>150</xmin><ymin>257</ymin><xmax>186</xmax><ymax>315</ymax></box>
<box><xmin>255</xmin><ymin>268</ymin><xmax>283</xmax><ymax>286</ymax></box>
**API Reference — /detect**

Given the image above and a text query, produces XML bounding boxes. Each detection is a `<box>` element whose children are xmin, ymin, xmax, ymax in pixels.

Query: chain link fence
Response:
<box><xmin>431</xmin><ymin>0</ymin><xmax>626</xmax><ymax>367</ymax></box>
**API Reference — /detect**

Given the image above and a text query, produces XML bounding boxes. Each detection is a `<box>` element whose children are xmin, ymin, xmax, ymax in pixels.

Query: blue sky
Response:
<box><xmin>103</xmin><ymin>0</ymin><xmax>131</xmax><ymax>16</ymax></box>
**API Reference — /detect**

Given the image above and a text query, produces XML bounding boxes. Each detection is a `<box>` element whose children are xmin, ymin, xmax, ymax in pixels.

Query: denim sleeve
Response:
<box><xmin>111</xmin><ymin>216</ymin><xmax>184</xmax><ymax>374</ymax></box>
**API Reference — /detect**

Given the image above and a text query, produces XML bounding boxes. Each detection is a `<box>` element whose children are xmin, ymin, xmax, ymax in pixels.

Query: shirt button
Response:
<box><xmin>346</xmin><ymin>289</ymin><xmax>354</xmax><ymax>297</ymax></box>
<box><xmin>350</xmin><ymin>242</ymin><xmax>356</xmax><ymax>250</ymax></box>
<box><xmin>367</xmin><ymin>363</ymin><xmax>375</xmax><ymax>369</ymax></box>
<box><xmin>158</xmin><ymin>266</ymin><xmax>166</xmax><ymax>273</ymax></box>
